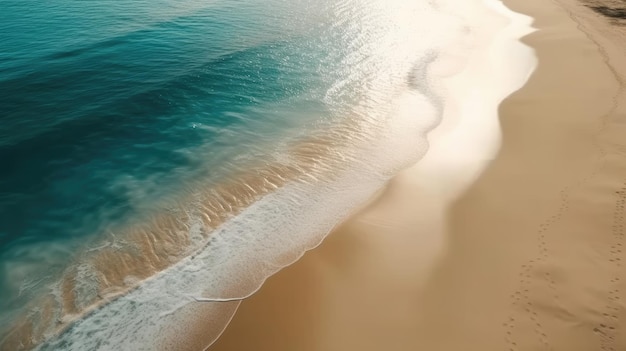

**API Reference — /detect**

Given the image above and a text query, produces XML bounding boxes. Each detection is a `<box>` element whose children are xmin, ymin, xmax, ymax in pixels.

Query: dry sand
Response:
<box><xmin>206</xmin><ymin>0</ymin><xmax>626</xmax><ymax>350</ymax></box>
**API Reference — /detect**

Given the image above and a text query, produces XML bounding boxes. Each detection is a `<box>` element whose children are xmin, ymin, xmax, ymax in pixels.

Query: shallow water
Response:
<box><xmin>0</xmin><ymin>0</ymin><xmax>502</xmax><ymax>349</ymax></box>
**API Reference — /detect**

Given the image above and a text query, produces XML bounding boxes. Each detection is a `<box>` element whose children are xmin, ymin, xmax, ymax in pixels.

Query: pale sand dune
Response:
<box><xmin>207</xmin><ymin>0</ymin><xmax>626</xmax><ymax>350</ymax></box>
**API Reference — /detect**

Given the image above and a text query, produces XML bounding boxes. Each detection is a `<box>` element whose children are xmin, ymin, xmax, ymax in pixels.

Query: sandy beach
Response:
<box><xmin>205</xmin><ymin>0</ymin><xmax>626</xmax><ymax>350</ymax></box>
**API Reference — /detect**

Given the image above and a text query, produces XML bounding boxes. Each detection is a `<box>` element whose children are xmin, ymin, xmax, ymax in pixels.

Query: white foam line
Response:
<box><xmin>414</xmin><ymin>0</ymin><xmax>536</xmax><ymax>201</ymax></box>
<box><xmin>31</xmin><ymin>1</ymin><xmax>539</xmax><ymax>350</ymax></box>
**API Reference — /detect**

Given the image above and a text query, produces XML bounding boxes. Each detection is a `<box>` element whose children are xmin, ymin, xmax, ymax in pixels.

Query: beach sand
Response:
<box><xmin>206</xmin><ymin>0</ymin><xmax>626</xmax><ymax>350</ymax></box>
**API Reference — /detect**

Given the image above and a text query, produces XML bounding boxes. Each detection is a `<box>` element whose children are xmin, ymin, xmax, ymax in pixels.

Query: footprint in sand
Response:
<box><xmin>596</xmin><ymin>182</ymin><xmax>626</xmax><ymax>350</ymax></box>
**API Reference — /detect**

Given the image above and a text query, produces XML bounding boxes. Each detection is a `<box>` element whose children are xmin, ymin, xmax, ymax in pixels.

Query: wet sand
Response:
<box><xmin>207</xmin><ymin>0</ymin><xmax>626</xmax><ymax>350</ymax></box>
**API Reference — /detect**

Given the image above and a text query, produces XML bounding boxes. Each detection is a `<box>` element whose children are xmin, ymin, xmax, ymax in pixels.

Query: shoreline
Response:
<box><xmin>2</xmin><ymin>2</ymin><xmax>475</xmax><ymax>350</ymax></box>
<box><xmin>207</xmin><ymin>0</ymin><xmax>626</xmax><ymax>350</ymax></box>
<box><xmin>206</xmin><ymin>0</ymin><xmax>537</xmax><ymax>349</ymax></box>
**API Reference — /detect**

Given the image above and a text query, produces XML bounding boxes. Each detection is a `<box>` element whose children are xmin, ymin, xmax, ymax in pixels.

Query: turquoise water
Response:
<box><xmin>0</xmin><ymin>0</ymin><xmax>458</xmax><ymax>349</ymax></box>
<box><xmin>1</xmin><ymin>0</ymin><xmax>333</xmax><ymax>309</ymax></box>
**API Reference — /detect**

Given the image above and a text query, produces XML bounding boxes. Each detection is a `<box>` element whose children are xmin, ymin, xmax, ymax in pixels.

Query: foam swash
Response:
<box><xmin>0</xmin><ymin>0</ymin><xmax>535</xmax><ymax>349</ymax></box>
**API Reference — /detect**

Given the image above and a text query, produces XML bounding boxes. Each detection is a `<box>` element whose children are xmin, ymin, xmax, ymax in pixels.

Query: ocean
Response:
<box><xmin>0</xmin><ymin>0</ymin><xmax>532</xmax><ymax>349</ymax></box>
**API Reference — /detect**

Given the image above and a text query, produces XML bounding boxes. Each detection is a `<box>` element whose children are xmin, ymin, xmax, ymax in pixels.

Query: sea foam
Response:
<box><xmin>1</xmin><ymin>0</ymin><xmax>536</xmax><ymax>350</ymax></box>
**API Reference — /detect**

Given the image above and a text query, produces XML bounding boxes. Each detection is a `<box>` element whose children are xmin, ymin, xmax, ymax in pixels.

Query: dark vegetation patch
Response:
<box><xmin>588</xmin><ymin>6</ymin><xmax>626</xmax><ymax>19</ymax></box>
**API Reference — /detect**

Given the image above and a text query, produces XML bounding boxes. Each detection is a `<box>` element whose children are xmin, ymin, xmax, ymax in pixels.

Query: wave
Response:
<box><xmin>0</xmin><ymin>0</ymin><xmax>537</xmax><ymax>349</ymax></box>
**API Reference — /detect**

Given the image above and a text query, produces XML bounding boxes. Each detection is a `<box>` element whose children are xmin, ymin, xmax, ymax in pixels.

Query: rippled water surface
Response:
<box><xmin>0</xmin><ymin>0</ymin><xmax>466</xmax><ymax>349</ymax></box>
